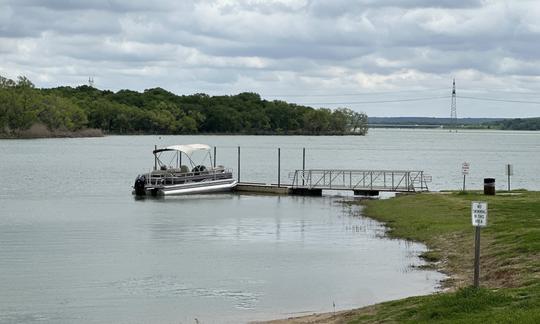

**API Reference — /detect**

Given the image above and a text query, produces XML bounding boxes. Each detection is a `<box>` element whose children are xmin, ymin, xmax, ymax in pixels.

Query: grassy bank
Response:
<box><xmin>263</xmin><ymin>191</ymin><xmax>539</xmax><ymax>323</ymax></box>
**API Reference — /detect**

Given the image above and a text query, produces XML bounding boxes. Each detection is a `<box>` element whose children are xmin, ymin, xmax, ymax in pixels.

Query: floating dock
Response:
<box><xmin>234</xmin><ymin>169</ymin><xmax>430</xmax><ymax>196</ymax></box>
<box><xmin>235</xmin><ymin>182</ymin><xmax>291</xmax><ymax>195</ymax></box>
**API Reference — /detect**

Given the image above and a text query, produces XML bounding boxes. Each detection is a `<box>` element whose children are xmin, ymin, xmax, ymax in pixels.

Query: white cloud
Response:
<box><xmin>1</xmin><ymin>0</ymin><xmax>540</xmax><ymax>117</ymax></box>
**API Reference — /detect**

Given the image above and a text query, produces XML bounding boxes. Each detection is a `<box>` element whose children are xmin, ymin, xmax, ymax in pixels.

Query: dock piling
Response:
<box><xmin>154</xmin><ymin>145</ymin><xmax>157</xmax><ymax>170</ymax></box>
<box><xmin>237</xmin><ymin>146</ymin><xmax>241</xmax><ymax>182</ymax></box>
<box><xmin>302</xmin><ymin>148</ymin><xmax>306</xmax><ymax>186</ymax></box>
<box><xmin>278</xmin><ymin>148</ymin><xmax>281</xmax><ymax>188</ymax></box>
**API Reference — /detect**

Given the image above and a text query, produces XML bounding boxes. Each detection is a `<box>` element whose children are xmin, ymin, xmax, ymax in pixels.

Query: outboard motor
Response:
<box><xmin>134</xmin><ymin>175</ymin><xmax>146</xmax><ymax>196</ymax></box>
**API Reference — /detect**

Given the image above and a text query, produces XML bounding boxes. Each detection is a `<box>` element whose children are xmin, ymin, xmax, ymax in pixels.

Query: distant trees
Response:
<box><xmin>488</xmin><ymin>118</ymin><xmax>540</xmax><ymax>131</ymax></box>
<box><xmin>0</xmin><ymin>75</ymin><xmax>369</xmax><ymax>137</ymax></box>
<box><xmin>1</xmin><ymin>76</ymin><xmax>87</xmax><ymax>133</ymax></box>
<box><xmin>338</xmin><ymin>108</ymin><xmax>368</xmax><ymax>134</ymax></box>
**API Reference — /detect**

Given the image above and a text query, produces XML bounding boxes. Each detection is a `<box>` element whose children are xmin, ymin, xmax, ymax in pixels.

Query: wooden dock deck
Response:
<box><xmin>235</xmin><ymin>182</ymin><xmax>291</xmax><ymax>194</ymax></box>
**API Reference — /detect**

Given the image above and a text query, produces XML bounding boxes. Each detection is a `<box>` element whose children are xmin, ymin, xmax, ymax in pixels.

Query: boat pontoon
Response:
<box><xmin>133</xmin><ymin>144</ymin><xmax>237</xmax><ymax>196</ymax></box>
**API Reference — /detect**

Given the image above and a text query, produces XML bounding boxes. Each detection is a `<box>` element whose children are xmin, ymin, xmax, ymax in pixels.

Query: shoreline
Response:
<box><xmin>3</xmin><ymin>127</ymin><xmax>538</xmax><ymax>140</ymax></box>
<box><xmin>257</xmin><ymin>191</ymin><xmax>540</xmax><ymax>323</ymax></box>
<box><xmin>1</xmin><ymin>124</ymin><xmax>103</xmax><ymax>139</ymax></box>
<box><xmin>0</xmin><ymin>131</ymin><xmax>366</xmax><ymax>139</ymax></box>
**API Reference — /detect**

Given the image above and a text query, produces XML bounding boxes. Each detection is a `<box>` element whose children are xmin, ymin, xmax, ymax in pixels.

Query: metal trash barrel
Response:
<box><xmin>484</xmin><ymin>178</ymin><xmax>495</xmax><ymax>195</ymax></box>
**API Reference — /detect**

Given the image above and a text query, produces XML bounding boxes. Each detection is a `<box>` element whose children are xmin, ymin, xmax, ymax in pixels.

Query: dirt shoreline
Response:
<box><xmin>253</xmin><ymin>305</ymin><xmax>383</xmax><ymax>324</ymax></box>
<box><xmin>1</xmin><ymin>124</ymin><xmax>103</xmax><ymax>139</ymax></box>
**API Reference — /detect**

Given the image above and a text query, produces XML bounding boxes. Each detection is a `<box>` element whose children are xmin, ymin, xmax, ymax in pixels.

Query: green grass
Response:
<box><xmin>343</xmin><ymin>191</ymin><xmax>540</xmax><ymax>323</ymax></box>
<box><xmin>350</xmin><ymin>286</ymin><xmax>540</xmax><ymax>323</ymax></box>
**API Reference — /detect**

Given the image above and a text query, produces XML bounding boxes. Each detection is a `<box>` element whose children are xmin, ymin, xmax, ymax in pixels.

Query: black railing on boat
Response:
<box><xmin>145</xmin><ymin>167</ymin><xmax>234</xmax><ymax>187</ymax></box>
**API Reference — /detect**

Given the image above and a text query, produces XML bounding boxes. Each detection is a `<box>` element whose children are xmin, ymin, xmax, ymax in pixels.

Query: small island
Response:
<box><xmin>0</xmin><ymin>75</ymin><xmax>368</xmax><ymax>138</ymax></box>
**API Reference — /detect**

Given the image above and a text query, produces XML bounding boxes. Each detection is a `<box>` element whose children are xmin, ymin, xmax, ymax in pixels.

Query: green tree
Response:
<box><xmin>203</xmin><ymin>105</ymin><xmax>242</xmax><ymax>133</ymax></box>
<box><xmin>178</xmin><ymin>115</ymin><xmax>198</xmax><ymax>133</ymax></box>
<box><xmin>336</xmin><ymin>108</ymin><xmax>368</xmax><ymax>135</ymax></box>
<box><xmin>0</xmin><ymin>76</ymin><xmax>16</xmax><ymax>88</ymax></box>
<box><xmin>303</xmin><ymin>108</ymin><xmax>332</xmax><ymax>134</ymax></box>
<box><xmin>330</xmin><ymin>109</ymin><xmax>348</xmax><ymax>134</ymax></box>
<box><xmin>1</xmin><ymin>75</ymin><xmax>370</xmax><ymax>136</ymax></box>
<box><xmin>33</xmin><ymin>94</ymin><xmax>88</xmax><ymax>131</ymax></box>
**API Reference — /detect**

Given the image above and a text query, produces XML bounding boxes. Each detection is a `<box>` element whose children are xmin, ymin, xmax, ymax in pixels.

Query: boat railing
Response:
<box><xmin>145</xmin><ymin>167</ymin><xmax>234</xmax><ymax>186</ymax></box>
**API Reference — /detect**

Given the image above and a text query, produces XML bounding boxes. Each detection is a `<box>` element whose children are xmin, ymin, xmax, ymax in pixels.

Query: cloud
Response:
<box><xmin>12</xmin><ymin>0</ymin><xmax>176</xmax><ymax>12</ymax></box>
<box><xmin>1</xmin><ymin>0</ymin><xmax>539</xmax><ymax>117</ymax></box>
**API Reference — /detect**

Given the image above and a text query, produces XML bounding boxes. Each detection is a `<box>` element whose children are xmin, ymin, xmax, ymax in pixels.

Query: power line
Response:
<box><xmin>260</xmin><ymin>88</ymin><xmax>540</xmax><ymax>106</ymax></box>
<box><xmin>264</xmin><ymin>88</ymin><xmax>449</xmax><ymax>98</ymax></box>
<box><xmin>459</xmin><ymin>88</ymin><xmax>540</xmax><ymax>96</ymax></box>
<box><xmin>262</xmin><ymin>87</ymin><xmax>539</xmax><ymax>98</ymax></box>
<box><xmin>284</xmin><ymin>94</ymin><xmax>540</xmax><ymax>106</ymax></box>
<box><xmin>292</xmin><ymin>96</ymin><xmax>450</xmax><ymax>105</ymax></box>
<box><xmin>458</xmin><ymin>95</ymin><xmax>540</xmax><ymax>104</ymax></box>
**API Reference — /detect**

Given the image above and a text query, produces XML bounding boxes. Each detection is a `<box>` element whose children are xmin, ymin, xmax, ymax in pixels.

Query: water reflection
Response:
<box><xmin>143</xmin><ymin>195</ymin><xmax>383</xmax><ymax>244</ymax></box>
<box><xmin>136</xmin><ymin>193</ymin><xmax>444</xmax><ymax>321</ymax></box>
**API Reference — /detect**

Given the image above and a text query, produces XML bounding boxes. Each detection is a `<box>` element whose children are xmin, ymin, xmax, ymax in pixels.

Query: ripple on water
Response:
<box><xmin>110</xmin><ymin>275</ymin><xmax>261</xmax><ymax>310</ymax></box>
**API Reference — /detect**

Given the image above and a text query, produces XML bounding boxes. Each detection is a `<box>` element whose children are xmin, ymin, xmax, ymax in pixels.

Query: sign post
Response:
<box><xmin>462</xmin><ymin>162</ymin><xmax>470</xmax><ymax>191</ymax></box>
<box><xmin>471</xmin><ymin>201</ymin><xmax>488</xmax><ymax>288</ymax></box>
<box><xmin>506</xmin><ymin>164</ymin><xmax>513</xmax><ymax>192</ymax></box>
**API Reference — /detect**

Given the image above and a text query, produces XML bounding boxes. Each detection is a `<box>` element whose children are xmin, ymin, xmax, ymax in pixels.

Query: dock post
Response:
<box><xmin>213</xmin><ymin>146</ymin><xmax>217</xmax><ymax>167</ymax></box>
<box><xmin>237</xmin><ymin>146</ymin><xmax>241</xmax><ymax>182</ymax></box>
<box><xmin>302</xmin><ymin>148</ymin><xmax>305</xmax><ymax>186</ymax></box>
<box><xmin>278</xmin><ymin>148</ymin><xmax>281</xmax><ymax>188</ymax></box>
<box><xmin>154</xmin><ymin>145</ymin><xmax>157</xmax><ymax>170</ymax></box>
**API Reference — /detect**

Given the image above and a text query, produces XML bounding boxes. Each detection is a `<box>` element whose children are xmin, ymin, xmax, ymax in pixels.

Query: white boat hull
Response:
<box><xmin>141</xmin><ymin>179</ymin><xmax>237</xmax><ymax>196</ymax></box>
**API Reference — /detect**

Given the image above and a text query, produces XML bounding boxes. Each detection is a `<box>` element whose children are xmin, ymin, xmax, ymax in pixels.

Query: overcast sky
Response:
<box><xmin>1</xmin><ymin>0</ymin><xmax>539</xmax><ymax>117</ymax></box>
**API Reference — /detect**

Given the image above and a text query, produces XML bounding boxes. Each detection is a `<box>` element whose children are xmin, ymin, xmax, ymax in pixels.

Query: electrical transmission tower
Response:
<box><xmin>450</xmin><ymin>78</ymin><xmax>457</xmax><ymax>132</ymax></box>
<box><xmin>88</xmin><ymin>77</ymin><xmax>94</xmax><ymax>88</ymax></box>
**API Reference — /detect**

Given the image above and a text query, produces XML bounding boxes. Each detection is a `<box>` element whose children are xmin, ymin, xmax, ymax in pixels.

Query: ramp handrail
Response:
<box><xmin>291</xmin><ymin>169</ymin><xmax>429</xmax><ymax>192</ymax></box>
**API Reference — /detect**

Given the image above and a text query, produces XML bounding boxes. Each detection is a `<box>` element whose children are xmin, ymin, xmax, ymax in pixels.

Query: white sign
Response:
<box><xmin>471</xmin><ymin>201</ymin><xmax>488</xmax><ymax>227</ymax></box>
<box><xmin>462</xmin><ymin>162</ymin><xmax>470</xmax><ymax>175</ymax></box>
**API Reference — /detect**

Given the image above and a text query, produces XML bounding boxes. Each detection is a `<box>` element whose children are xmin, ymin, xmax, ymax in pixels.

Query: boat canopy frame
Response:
<box><xmin>152</xmin><ymin>144</ymin><xmax>213</xmax><ymax>171</ymax></box>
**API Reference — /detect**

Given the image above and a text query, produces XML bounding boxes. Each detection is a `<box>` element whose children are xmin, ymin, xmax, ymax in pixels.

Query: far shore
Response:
<box><xmin>1</xmin><ymin>130</ymin><xmax>368</xmax><ymax>139</ymax></box>
<box><xmin>1</xmin><ymin>124</ymin><xmax>103</xmax><ymax>139</ymax></box>
<box><xmin>4</xmin><ymin>126</ymin><xmax>534</xmax><ymax>140</ymax></box>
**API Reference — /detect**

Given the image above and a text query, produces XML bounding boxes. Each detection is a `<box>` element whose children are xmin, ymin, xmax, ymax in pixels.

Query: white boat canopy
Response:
<box><xmin>153</xmin><ymin>144</ymin><xmax>211</xmax><ymax>157</ymax></box>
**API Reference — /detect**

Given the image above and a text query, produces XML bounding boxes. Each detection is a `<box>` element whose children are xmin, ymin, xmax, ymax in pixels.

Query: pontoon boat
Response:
<box><xmin>133</xmin><ymin>144</ymin><xmax>237</xmax><ymax>196</ymax></box>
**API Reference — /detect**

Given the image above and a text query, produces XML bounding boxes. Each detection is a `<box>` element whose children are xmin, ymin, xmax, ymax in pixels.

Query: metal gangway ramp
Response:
<box><xmin>291</xmin><ymin>169</ymin><xmax>429</xmax><ymax>194</ymax></box>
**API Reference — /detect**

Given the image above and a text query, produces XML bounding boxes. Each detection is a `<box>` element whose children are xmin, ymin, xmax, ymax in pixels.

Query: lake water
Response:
<box><xmin>1</xmin><ymin>129</ymin><xmax>538</xmax><ymax>323</ymax></box>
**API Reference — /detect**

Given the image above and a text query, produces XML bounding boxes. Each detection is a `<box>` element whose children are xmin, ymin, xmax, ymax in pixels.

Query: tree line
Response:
<box><xmin>485</xmin><ymin>118</ymin><xmax>540</xmax><ymax>131</ymax></box>
<box><xmin>0</xmin><ymin>75</ymin><xmax>368</xmax><ymax>137</ymax></box>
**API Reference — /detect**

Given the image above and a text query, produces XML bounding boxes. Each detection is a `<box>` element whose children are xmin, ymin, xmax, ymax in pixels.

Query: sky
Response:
<box><xmin>1</xmin><ymin>0</ymin><xmax>539</xmax><ymax>118</ymax></box>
